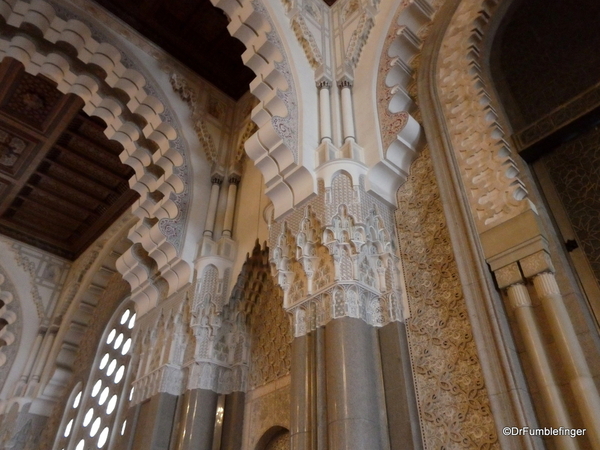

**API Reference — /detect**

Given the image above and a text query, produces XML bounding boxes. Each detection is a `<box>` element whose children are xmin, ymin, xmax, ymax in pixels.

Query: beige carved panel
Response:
<box><xmin>265</xmin><ymin>431</ymin><xmax>290</xmax><ymax>450</ymax></box>
<box><xmin>244</xmin><ymin>385</ymin><xmax>290</xmax><ymax>450</ymax></box>
<box><xmin>249</xmin><ymin>272</ymin><xmax>292</xmax><ymax>389</ymax></box>
<box><xmin>396</xmin><ymin>149</ymin><xmax>498</xmax><ymax>449</ymax></box>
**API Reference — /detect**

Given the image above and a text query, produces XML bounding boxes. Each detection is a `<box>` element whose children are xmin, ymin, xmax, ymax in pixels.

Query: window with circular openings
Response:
<box><xmin>53</xmin><ymin>303</ymin><xmax>136</xmax><ymax>450</ymax></box>
<box><xmin>54</xmin><ymin>384</ymin><xmax>83</xmax><ymax>449</ymax></box>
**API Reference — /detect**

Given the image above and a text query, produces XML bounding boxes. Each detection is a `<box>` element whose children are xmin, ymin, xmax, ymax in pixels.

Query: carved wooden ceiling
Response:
<box><xmin>0</xmin><ymin>58</ymin><xmax>139</xmax><ymax>260</ymax></box>
<box><xmin>92</xmin><ymin>0</ymin><xmax>255</xmax><ymax>99</ymax></box>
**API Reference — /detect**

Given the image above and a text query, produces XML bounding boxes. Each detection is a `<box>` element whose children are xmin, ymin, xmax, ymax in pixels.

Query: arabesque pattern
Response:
<box><xmin>396</xmin><ymin>149</ymin><xmax>498</xmax><ymax>449</ymax></box>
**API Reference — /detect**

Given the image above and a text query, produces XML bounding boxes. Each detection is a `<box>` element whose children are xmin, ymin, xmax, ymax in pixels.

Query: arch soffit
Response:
<box><xmin>0</xmin><ymin>0</ymin><xmax>191</xmax><ymax>311</ymax></box>
<box><xmin>210</xmin><ymin>0</ymin><xmax>316</xmax><ymax>219</ymax></box>
<box><xmin>364</xmin><ymin>0</ymin><xmax>434</xmax><ymax>205</ymax></box>
<box><xmin>419</xmin><ymin>0</ymin><xmax>532</xmax><ymax>235</ymax></box>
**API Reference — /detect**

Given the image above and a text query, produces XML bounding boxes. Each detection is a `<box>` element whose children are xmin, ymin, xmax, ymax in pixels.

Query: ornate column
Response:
<box><xmin>222</xmin><ymin>173</ymin><xmax>241</xmax><ymax>238</ymax></box>
<box><xmin>17</xmin><ymin>329</ymin><xmax>44</xmax><ymax>392</ymax></box>
<box><xmin>318</xmin><ymin>80</ymin><xmax>332</xmax><ymax>143</ymax></box>
<box><xmin>496</xmin><ymin>264</ymin><xmax>578</xmax><ymax>450</ymax></box>
<box><xmin>492</xmin><ymin>248</ymin><xmax>600</xmax><ymax>447</ymax></box>
<box><xmin>338</xmin><ymin>79</ymin><xmax>355</xmax><ymax>144</ymax></box>
<box><xmin>270</xmin><ymin>173</ymin><xmax>416</xmax><ymax>450</ymax></box>
<box><xmin>29</xmin><ymin>323</ymin><xmax>57</xmax><ymax>389</ymax></box>
<box><xmin>530</xmin><ymin>270</ymin><xmax>600</xmax><ymax>448</ymax></box>
<box><xmin>204</xmin><ymin>173</ymin><xmax>224</xmax><ymax>237</ymax></box>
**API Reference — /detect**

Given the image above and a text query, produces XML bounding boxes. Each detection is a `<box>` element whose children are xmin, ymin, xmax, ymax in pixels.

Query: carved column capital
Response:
<box><xmin>211</xmin><ymin>173</ymin><xmax>224</xmax><ymax>185</ymax></box>
<box><xmin>519</xmin><ymin>250</ymin><xmax>554</xmax><ymax>279</ymax></box>
<box><xmin>337</xmin><ymin>78</ymin><xmax>353</xmax><ymax>88</ymax></box>
<box><xmin>506</xmin><ymin>283</ymin><xmax>532</xmax><ymax>310</ymax></box>
<box><xmin>228</xmin><ymin>173</ymin><xmax>241</xmax><ymax>186</ymax></box>
<box><xmin>316</xmin><ymin>79</ymin><xmax>332</xmax><ymax>89</ymax></box>
<box><xmin>494</xmin><ymin>262</ymin><xmax>522</xmax><ymax>289</ymax></box>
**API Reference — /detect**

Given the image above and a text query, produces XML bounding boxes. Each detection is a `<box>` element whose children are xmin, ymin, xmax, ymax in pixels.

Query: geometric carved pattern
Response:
<box><xmin>2</xmin><ymin>71</ymin><xmax>63</xmax><ymax>130</ymax></box>
<box><xmin>246</xmin><ymin>387</ymin><xmax>290</xmax><ymax>450</ymax></box>
<box><xmin>270</xmin><ymin>173</ymin><xmax>403</xmax><ymax>337</ymax></box>
<box><xmin>543</xmin><ymin>128</ymin><xmax>600</xmax><ymax>285</ymax></box>
<box><xmin>265</xmin><ymin>430</ymin><xmax>290</xmax><ymax>450</ymax></box>
<box><xmin>0</xmin><ymin>130</ymin><xmax>26</xmax><ymax>170</ymax></box>
<box><xmin>492</xmin><ymin>0</ymin><xmax>600</xmax><ymax>134</ymax></box>
<box><xmin>248</xmin><ymin>265</ymin><xmax>291</xmax><ymax>389</ymax></box>
<box><xmin>237</xmin><ymin>242</ymin><xmax>291</xmax><ymax>389</ymax></box>
<box><xmin>396</xmin><ymin>149</ymin><xmax>498</xmax><ymax>449</ymax></box>
<box><xmin>169</xmin><ymin>74</ymin><xmax>218</xmax><ymax>164</ymax></box>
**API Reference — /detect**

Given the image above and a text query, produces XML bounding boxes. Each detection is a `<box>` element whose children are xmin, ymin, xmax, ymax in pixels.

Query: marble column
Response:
<box><xmin>173</xmin><ymin>388</ymin><xmax>219</xmax><ymax>450</ymax></box>
<box><xmin>506</xmin><ymin>282</ymin><xmax>578</xmax><ymax>450</ymax></box>
<box><xmin>532</xmin><ymin>272</ymin><xmax>600</xmax><ymax>448</ymax></box>
<box><xmin>325</xmin><ymin>317</ymin><xmax>385</xmax><ymax>449</ymax></box>
<box><xmin>132</xmin><ymin>392</ymin><xmax>178</xmax><ymax>450</ymax></box>
<box><xmin>338</xmin><ymin>80</ymin><xmax>355</xmax><ymax>144</ymax></box>
<box><xmin>290</xmin><ymin>333</ymin><xmax>314</xmax><ymax>450</ymax></box>
<box><xmin>204</xmin><ymin>174</ymin><xmax>224</xmax><ymax>237</ymax></box>
<box><xmin>220</xmin><ymin>391</ymin><xmax>245</xmax><ymax>450</ymax></box>
<box><xmin>318</xmin><ymin>80</ymin><xmax>332</xmax><ymax>143</ymax></box>
<box><xmin>222</xmin><ymin>174</ymin><xmax>241</xmax><ymax>238</ymax></box>
<box><xmin>378</xmin><ymin>322</ymin><xmax>422</xmax><ymax>450</ymax></box>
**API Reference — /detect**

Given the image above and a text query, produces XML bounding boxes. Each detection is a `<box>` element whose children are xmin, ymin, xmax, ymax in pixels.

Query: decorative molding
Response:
<box><xmin>290</xmin><ymin>15</ymin><xmax>322</xmax><ymax>69</ymax></box>
<box><xmin>169</xmin><ymin>73</ymin><xmax>219</xmax><ymax>164</ymax></box>
<box><xmin>344</xmin><ymin>12</ymin><xmax>374</xmax><ymax>68</ymax></box>
<box><xmin>8</xmin><ymin>243</ymin><xmax>69</xmax><ymax>320</ymax></box>
<box><xmin>519</xmin><ymin>250</ymin><xmax>554</xmax><ymax>279</ymax></box>
<box><xmin>494</xmin><ymin>262</ymin><xmax>522</xmax><ymax>289</ymax></box>
<box><xmin>370</xmin><ymin>0</ymin><xmax>436</xmax><ymax>205</ymax></box>
<box><xmin>235</xmin><ymin>121</ymin><xmax>259</xmax><ymax>167</ymax></box>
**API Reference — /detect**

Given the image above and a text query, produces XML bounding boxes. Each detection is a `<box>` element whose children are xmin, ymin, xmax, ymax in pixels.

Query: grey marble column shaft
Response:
<box><xmin>379</xmin><ymin>322</ymin><xmax>422</xmax><ymax>450</ymax></box>
<box><xmin>220</xmin><ymin>391</ymin><xmax>245</xmax><ymax>450</ymax></box>
<box><xmin>290</xmin><ymin>333</ymin><xmax>313</xmax><ymax>450</ymax></box>
<box><xmin>132</xmin><ymin>392</ymin><xmax>178</xmax><ymax>450</ymax></box>
<box><xmin>173</xmin><ymin>388</ymin><xmax>218</xmax><ymax>450</ymax></box>
<box><xmin>325</xmin><ymin>317</ymin><xmax>387</xmax><ymax>450</ymax></box>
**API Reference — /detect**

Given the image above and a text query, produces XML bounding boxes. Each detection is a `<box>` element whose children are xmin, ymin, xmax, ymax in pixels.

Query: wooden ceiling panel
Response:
<box><xmin>0</xmin><ymin>58</ymin><xmax>139</xmax><ymax>260</ymax></box>
<box><xmin>92</xmin><ymin>0</ymin><xmax>254</xmax><ymax>99</ymax></box>
<box><xmin>0</xmin><ymin>126</ymin><xmax>38</xmax><ymax>179</ymax></box>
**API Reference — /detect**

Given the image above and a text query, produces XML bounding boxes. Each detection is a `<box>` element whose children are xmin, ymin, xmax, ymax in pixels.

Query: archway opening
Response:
<box><xmin>489</xmin><ymin>0</ymin><xmax>600</xmax><ymax>344</ymax></box>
